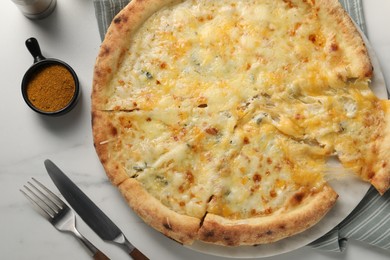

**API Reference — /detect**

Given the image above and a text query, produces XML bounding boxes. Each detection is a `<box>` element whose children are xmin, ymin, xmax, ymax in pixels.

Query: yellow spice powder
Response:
<box><xmin>26</xmin><ymin>64</ymin><xmax>76</xmax><ymax>112</ymax></box>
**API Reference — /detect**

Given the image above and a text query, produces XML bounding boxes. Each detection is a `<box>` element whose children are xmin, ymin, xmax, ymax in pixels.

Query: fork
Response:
<box><xmin>20</xmin><ymin>178</ymin><xmax>110</xmax><ymax>260</ymax></box>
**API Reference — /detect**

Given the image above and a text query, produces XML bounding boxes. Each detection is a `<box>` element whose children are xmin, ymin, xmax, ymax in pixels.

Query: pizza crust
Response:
<box><xmin>119</xmin><ymin>178</ymin><xmax>201</xmax><ymax>244</ymax></box>
<box><xmin>316</xmin><ymin>0</ymin><xmax>372</xmax><ymax>79</ymax></box>
<box><xmin>119</xmin><ymin>178</ymin><xmax>337</xmax><ymax>246</ymax></box>
<box><xmin>198</xmin><ymin>185</ymin><xmax>338</xmax><ymax>246</ymax></box>
<box><xmin>371</xmin><ymin>100</ymin><xmax>390</xmax><ymax>194</ymax></box>
<box><xmin>92</xmin><ymin>110</ymin><xmax>129</xmax><ymax>185</ymax></box>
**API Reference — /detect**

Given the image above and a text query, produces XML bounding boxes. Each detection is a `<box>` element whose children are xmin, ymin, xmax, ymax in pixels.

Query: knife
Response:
<box><xmin>44</xmin><ymin>159</ymin><xmax>149</xmax><ymax>260</ymax></box>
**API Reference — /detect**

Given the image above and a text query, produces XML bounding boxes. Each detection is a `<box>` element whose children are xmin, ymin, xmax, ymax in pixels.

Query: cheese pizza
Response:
<box><xmin>92</xmin><ymin>0</ymin><xmax>390</xmax><ymax>246</ymax></box>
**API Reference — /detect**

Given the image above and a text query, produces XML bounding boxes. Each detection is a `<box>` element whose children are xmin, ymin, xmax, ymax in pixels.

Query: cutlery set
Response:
<box><xmin>20</xmin><ymin>159</ymin><xmax>148</xmax><ymax>260</ymax></box>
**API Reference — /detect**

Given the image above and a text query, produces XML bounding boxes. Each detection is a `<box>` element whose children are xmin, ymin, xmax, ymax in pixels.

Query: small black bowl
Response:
<box><xmin>21</xmin><ymin>37</ymin><xmax>80</xmax><ymax>116</ymax></box>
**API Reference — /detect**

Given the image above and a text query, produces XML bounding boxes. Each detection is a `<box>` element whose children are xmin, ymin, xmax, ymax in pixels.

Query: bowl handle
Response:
<box><xmin>25</xmin><ymin>37</ymin><xmax>46</xmax><ymax>63</ymax></box>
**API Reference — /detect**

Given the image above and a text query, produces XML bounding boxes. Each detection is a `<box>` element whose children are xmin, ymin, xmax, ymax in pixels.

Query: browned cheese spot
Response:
<box><xmin>205</xmin><ymin>127</ymin><xmax>219</xmax><ymax>135</ymax></box>
<box><xmin>253</xmin><ymin>173</ymin><xmax>262</xmax><ymax>182</ymax></box>
<box><xmin>330</xmin><ymin>43</ymin><xmax>339</xmax><ymax>51</ymax></box>
<box><xmin>290</xmin><ymin>191</ymin><xmax>306</xmax><ymax>206</ymax></box>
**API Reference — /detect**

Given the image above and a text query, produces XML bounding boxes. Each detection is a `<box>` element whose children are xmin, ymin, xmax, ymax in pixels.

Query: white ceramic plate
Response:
<box><xmin>185</xmin><ymin>26</ymin><xmax>388</xmax><ymax>258</ymax></box>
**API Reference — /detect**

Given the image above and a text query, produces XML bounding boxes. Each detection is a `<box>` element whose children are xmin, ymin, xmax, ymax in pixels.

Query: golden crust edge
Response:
<box><xmin>316</xmin><ymin>0</ymin><xmax>372</xmax><ymax>79</ymax></box>
<box><xmin>371</xmin><ymin>100</ymin><xmax>390</xmax><ymax>195</ymax></box>
<box><xmin>119</xmin><ymin>178</ymin><xmax>201</xmax><ymax>245</ymax></box>
<box><xmin>198</xmin><ymin>185</ymin><xmax>338</xmax><ymax>246</ymax></box>
<box><xmin>92</xmin><ymin>110</ymin><xmax>128</xmax><ymax>185</ymax></box>
<box><xmin>118</xmin><ymin>179</ymin><xmax>338</xmax><ymax>246</ymax></box>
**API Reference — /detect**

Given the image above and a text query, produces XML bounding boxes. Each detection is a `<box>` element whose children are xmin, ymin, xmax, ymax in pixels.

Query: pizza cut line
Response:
<box><xmin>92</xmin><ymin>0</ymin><xmax>390</xmax><ymax>246</ymax></box>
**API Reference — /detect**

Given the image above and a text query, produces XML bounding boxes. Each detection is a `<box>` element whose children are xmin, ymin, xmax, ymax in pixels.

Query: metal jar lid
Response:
<box><xmin>11</xmin><ymin>0</ymin><xmax>57</xmax><ymax>20</ymax></box>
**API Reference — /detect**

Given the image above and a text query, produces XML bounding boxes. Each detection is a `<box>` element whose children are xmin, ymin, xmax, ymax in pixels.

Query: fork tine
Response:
<box><xmin>31</xmin><ymin>178</ymin><xmax>65</xmax><ymax>209</ymax></box>
<box><xmin>27</xmin><ymin>180</ymin><xmax>61</xmax><ymax>215</ymax></box>
<box><xmin>20</xmin><ymin>186</ymin><xmax>54</xmax><ymax>219</ymax></box>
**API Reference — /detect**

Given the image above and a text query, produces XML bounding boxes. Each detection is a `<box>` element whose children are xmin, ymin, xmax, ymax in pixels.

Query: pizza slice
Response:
<box><xmin>199</xmin><ymin>117</ymin><xmax>338</xmax><ymax>245</ymax></box>
<box><xmin>332</xmin><ymin>98</ymin><xmax>390</xmax><ymax>195</ymax></box>
<box><xmin>267</xmin><ymin>80</ymin><xmax>390</xmax><ymax>194</ymax></box>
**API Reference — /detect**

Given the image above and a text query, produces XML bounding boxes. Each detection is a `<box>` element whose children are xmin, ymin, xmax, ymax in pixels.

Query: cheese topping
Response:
<box><xmin>101</xmin><ymin>0</ymin><xmax>384</xmax><ymax>219</ymax></box>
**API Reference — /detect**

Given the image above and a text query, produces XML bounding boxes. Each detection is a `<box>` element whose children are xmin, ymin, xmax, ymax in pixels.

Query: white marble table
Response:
<box><xmin>0</xmin><ymin>1</ymin><xmax>389</xmax><ymax>259</ymax></box>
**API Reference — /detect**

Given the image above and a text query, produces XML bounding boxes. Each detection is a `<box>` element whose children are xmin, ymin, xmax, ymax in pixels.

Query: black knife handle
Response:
<box><xmin>129</xmin><ymin>248</ymin><xmax>149</xmax><ymax>260</ymax></box>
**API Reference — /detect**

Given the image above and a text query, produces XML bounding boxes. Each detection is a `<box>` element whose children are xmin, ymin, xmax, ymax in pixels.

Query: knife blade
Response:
<box><xmin>44</xmin><ymin>159</ymin><xmax>149</xmax><ymax>260</ymax></box>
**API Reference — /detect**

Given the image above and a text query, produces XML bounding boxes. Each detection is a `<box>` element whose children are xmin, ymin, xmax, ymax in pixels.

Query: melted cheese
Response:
<box><xmin>102</xmin><ymin>0</ymin><xmax>384</xmax><ymax>219</ymax></box>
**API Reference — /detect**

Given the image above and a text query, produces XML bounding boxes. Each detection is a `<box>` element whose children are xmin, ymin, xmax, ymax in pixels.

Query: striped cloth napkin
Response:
<box><xmin>92</xmin><ymin>0</ymin><xmax>390</xmax><ymax>253</ymax></box>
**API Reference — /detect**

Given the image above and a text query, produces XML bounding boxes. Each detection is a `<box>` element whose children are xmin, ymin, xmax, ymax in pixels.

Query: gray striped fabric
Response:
<box><xmin>92</xmin><ymin>0</ymin><xmax>390</xmax><ymax>253</ymax></box>
<box><xmin>93</xmin><ymin>0</ymin><xmax>130</xmax><ymax>41</ymax></box>
<box><xmin>309</xmin><ymin>187</ymin><xmax>390</xmax><ymax>251</ymax></box>
<box><xmin>338</xmin><ymin>0</ymin><xmax>367</xmax><ymax>34</ymax></box>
